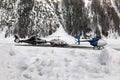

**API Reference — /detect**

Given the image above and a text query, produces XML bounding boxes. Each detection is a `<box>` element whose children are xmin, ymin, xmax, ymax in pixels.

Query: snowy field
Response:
<box><xmin>0</xmin><ymin>27</ymin><xmax>120</xmax><ymax>80</ymax></box>
<box><xmin>0</xmin><ymin>42</ymin><xmax>120</xmax><ymax>80</ymax></box>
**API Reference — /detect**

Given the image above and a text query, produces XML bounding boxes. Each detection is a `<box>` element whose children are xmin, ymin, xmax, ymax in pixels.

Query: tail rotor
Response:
<box><xmin>14</xmin><ymin>35</ymin><xmax>20</xmax><ymax>43</ymax></box>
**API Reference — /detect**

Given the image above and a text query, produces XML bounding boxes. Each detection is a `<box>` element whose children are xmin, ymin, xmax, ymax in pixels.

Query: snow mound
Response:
<box><xmin>45</xmin><ymin>26</ymin><xmax>75</xmax><ymax>44</ymax></box>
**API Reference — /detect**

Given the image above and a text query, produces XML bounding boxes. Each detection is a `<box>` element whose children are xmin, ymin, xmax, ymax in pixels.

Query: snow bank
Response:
<box><xmin>0</xmin><ymin>44</ymin><xmax>120</xmax><ymax>80</ymax></box>
<box><xmin>105</xmin><ymin>37</ymin><xmax>120</xmax><ymax>50</ymax></box>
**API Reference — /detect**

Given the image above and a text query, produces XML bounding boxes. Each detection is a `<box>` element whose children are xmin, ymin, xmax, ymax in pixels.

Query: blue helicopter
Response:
<box><xmin>75</xmin><ymin>35</ymin><xmax>107</xmax><ymax>50</ymax></box>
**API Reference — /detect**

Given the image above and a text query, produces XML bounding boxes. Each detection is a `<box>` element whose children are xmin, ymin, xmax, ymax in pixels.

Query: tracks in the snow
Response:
<box><xmin>15</xmin><ymin>44</ymin><xmax>94</xmax><ymax>50</ymax></box>
<box><xmin>15</xmin><ymin>44</ymin><xmax>120</xmax><ymax>51</ymax></box>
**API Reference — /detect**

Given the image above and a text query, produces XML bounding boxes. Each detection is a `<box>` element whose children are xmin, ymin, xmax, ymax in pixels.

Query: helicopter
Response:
<box><xmin>14</xmin><ymin>35</ymin><xmax>68</xmax><ymax>47</ymax></box>
<box><xmin>14</xmin><ymin>35</ymin><xmax>47</xmax><ymax>45</ymax></box>
<box><xmin>77</xmin><ymin>37</ymin><xmax>107</xmax><ymax>50</ymax></box>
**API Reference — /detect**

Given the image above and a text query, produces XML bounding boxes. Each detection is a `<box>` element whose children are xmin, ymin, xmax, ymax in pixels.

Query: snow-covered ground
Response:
<box><xmin>0</xmin><ymin>27</ymin><xmax>120</xmax><ymax>80</ymax></box>
<box><xmin>0</xmin><ymin>41</ymin><xmax>120</xmax><ymax>80</ymax></box>
<box><xmin>106</xmin><ymin>38</ymin><xmax>120</xmax><ymax>50</ymax></box>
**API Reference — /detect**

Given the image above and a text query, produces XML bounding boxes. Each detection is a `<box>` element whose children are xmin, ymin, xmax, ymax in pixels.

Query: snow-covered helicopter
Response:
<box><xmin>49</xmin><ymin>39</ymin><xmax>68</xmax><ymax>47</ymax></box>
<box><xmin>47</xmin><ymin>36</ymin><xmax>68</xmax><ymax>47</ymax></box>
